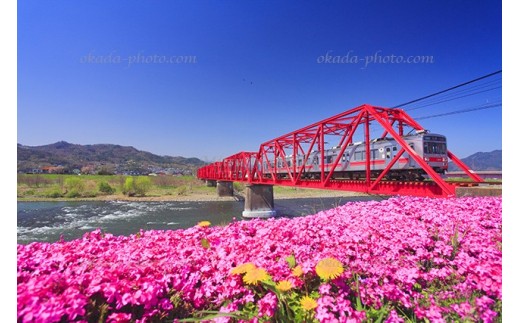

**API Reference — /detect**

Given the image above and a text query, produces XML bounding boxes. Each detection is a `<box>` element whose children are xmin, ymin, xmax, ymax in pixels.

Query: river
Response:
<box><xmin>17</xmin><ymin>196</ymin><xmax>382</xmax><ymax>245</ymax></box>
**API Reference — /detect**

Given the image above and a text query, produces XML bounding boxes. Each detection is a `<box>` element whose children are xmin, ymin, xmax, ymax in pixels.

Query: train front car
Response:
<box><xmin>420</xmin><ymin>133</ymin><xmax>449</xmax><ymax>174</ymax></box>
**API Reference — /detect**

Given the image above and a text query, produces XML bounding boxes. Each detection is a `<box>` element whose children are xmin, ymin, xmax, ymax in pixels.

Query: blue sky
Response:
<box><xmin>18</xmin><ymin>0</ymin><xmax>502</xmax><ymax>161</ymax></box>
<box><xmin>8</xmin><ymin>2</ymin><xmax>518</xmax><ymax>318</ymax></box>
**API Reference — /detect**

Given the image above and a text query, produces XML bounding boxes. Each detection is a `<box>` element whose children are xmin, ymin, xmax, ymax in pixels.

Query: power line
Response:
<box><xmin>405</xmin><ymin>85</ymin><xmax>501</xmax><ymax>112</ymax></box>
<box><xmin>415</xmin><ymin>102</ymin><xmax>501</xmax><ymax>120</ymax></box>
<box><xmin>402</xmin><ymin>78</ymin><xmax>502</xmax><ymax>111</ymax></box>
<box><xmin>392</xmin><ymin>70</ymin><xmax>502</xmax><ymax>109</ymax></box>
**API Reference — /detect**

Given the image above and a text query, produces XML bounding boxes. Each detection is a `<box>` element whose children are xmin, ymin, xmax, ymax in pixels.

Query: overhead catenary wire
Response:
<box><xmin>403</xmin><ymin>77</ymin><xmax>502</xmax><ymax>109</ymax></box>
<box><xmin>337</xmin><ymin>71</ymin><xmax>502</xmax><ymax>144</ymax></box>
<box><xmin>415</xmin><ymin>102</ymin><xmax>501</xmax><ymax>120</ymax></box>
<box><xmin>392</xmin><ymin>70</ymin><xmax>502</xmax><ymax>109</ymax></box>
<box><xmin>404</xmin><ymin>82</ymin><xmax>502</xmax><ymax>112</ymax></box>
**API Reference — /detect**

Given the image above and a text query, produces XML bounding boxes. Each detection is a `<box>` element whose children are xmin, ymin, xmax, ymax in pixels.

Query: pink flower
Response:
<box><xmin>257</xmin><ymin>292</ymin><xmax>278</xmax><ymax>317</ymax></box>
<box><xmin>107</xmin><ymin>312</ymin><xmax>132</xmax><ymax>323</ymax></box>
<box><xmin>17</xmin><ymin>196</ymin><xmax>501</xmax><ymax>322</ymax></box>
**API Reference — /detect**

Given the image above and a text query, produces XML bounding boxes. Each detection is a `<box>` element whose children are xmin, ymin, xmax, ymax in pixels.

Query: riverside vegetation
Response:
<box><xmin>17</xmin><ymin>174</ymin><xmax>224</xmax><ymax>200</ymax></box>
<box><xmin>17</xmin><ymin>174</ymin><xmax>362</xmax><ymax>201</ymax></box>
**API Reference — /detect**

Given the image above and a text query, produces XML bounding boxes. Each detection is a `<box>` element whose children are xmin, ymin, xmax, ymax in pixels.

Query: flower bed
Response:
<box><xmin>17</xmin><ymin>196</ymin><xmax>502</xmax><ymax>322</ymax></box>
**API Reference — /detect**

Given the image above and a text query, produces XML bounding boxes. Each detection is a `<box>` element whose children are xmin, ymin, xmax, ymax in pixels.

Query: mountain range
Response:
<box><xmin>17</xmin><ymin>141</ymin><xmax>206</xmax><ymax>175</ymax></box>
<box><xmin>447</xmin><ymin>149</ymin><xmax>502</xmax><ymax>171</ymax></box>
<box><xmin>17</xmin><ymin>141</ymin><xmax>501</xmax><ymax>174</ymax></box>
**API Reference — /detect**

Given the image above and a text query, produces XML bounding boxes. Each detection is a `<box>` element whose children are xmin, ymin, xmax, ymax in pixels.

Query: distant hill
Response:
<box><xmin>17</xmin><ymin>141</ymin><xmax>501</xmax><ymax>175</ymax></box>
<box><xmin>17</xmin><ymin>141</ymin><xmax>206</xmax><ymax>175</ymax></box>
<box><xmin>448</xmin><ymin>150</ymin><xmax>502</xmax><ymax>171</ymax></box>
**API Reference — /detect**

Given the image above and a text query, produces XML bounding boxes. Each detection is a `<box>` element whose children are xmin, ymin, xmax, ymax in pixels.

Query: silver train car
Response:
<box><xmin>264</xmin><ymin>131</ymin><xmax>448</xmax><ymax>181</ymax></box>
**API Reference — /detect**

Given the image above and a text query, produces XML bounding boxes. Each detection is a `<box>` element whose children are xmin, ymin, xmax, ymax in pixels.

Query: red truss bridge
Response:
<box><xmin>197</xmin><ymin>104</ymin><xmax>484</xmax><ymax>198</ymax></box>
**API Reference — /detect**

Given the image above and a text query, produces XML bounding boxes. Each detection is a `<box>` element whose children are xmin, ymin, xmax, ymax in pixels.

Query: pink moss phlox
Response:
<box><xmin>18</xmin><ymin>196</ymin><xmax>501</xmax><ymax>322</ymax></box>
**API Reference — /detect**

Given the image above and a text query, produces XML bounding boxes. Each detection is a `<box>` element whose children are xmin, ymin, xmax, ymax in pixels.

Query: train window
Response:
<box><xmin>355</xmin><ymin>151</ymin><xmax>364</xmax><ymax>160</ymax></box>
<box><xmin>424</xmin><ymin>142</ymin><xmax>447</xmax><ymax>154</ymax></box>
<box><xmin>371</xmin><ymin>149</ymin><xmax>378</xmax><ymax>159</ymax></box>
<box><xmin>425</xmin><ymin>135</ymin><xmax>446</xmax><ymax>142</ymax></box>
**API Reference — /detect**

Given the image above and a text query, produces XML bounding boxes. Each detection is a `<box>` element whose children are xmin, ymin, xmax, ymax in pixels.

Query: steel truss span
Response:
<box><xmin>197</xmin><ymin>104</ymin><xmax>482</xmax><ymax>197</ymax></box>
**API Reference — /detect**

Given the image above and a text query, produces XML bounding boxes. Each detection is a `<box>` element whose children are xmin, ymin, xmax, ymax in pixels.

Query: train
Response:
<box><xmin>263</xmin><ymin>130</ymin><xmax>448</xmax><ymax>181</ymax></box>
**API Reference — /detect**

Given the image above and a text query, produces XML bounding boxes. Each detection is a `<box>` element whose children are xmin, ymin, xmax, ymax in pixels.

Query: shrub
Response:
<box><xmin>122</xmin><ymin>177</ymin><xmax>151</xmax><ymax>197</ymax></box>
<box><xmin>134</xmin><ymin>177</ymin><xmax>151</xmax><ymax>196</ymax></box>
<box><xmin>64</xmin><ymin>177</ymin><xmax>85</xmax><ymax>194</ymax></box>
<box><xmin>98</xmin><ymin>182</ymin><xmax>115</xmax><ymax>194</ymax></box>
<box><xmin>233</xmin><ymin>182</ymin><xmax>245</xmax><ymax>193</ymax></box>
<box><xmin>122</xmin><ymin>177</ymin><xmax>136</xmax><ymax>196</ymax></box>
<box><xmin>45</xmin><ymin>189</ymin><xmax>63</xmax><ymax>198</ymax></box>
<box><xmin>82</xmin><ymin>191</ymin><xmax>98</xmax><ymax>198</ymax></box>
<box><xmin>65</xmin><ymin>190</ymin><xmax>81</xmax><ymax>198</ymax></box>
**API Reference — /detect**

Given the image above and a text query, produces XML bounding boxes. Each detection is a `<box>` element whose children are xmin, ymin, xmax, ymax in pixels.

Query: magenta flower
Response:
<box><xmin>17</xmin><ymin>196</ymin><xmax>501</xmax><ymax>322</ymax></box>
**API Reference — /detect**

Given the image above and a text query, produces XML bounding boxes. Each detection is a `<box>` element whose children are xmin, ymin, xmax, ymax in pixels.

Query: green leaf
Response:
<box><xmin>178</xmin><ymin>310</ymin><xmax>248</xmax><ymax>322</ymax></box>
<box><xmin>285</xmin><ymin>254</ymin><xmax>297</xmax><ymax>268</ymax></box>
<box><xmin>201</xmin><ymin>238</ymin><xmax>210</xmax><ymax>249</ymax></box>
<box><xmin>374</xmin><ymin>305</ymin><xmax>387</xmax><ymax>323</ymax></box>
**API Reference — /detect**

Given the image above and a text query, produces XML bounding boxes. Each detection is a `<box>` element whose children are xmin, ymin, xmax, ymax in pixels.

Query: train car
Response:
<box><xmin>263</xmin><ymin>130</ymin><xmax>448</xmax><ymax>181</ymax></box>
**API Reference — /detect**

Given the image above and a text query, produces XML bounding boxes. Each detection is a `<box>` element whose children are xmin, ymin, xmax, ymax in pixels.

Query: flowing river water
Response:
<box><xmin>17</xmin><ymin>196</ymin><xmax>384</xmax><ymax>245</ymax></box>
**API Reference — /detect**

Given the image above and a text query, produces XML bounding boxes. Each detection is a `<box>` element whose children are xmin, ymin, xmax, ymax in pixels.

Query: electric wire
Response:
<box><xmin>392</xmin><ymin>70</ymin><xmax>501</xmax><ymax>108</ymax></box>
<box><xmin>403</xmin><ymin>81</ymin><xmax>501</xmax><ymax>112</ymax></box>
<box><xmin>415</xmin><ymin>102</ymin><xmax>501</xmax><ymax>120</ymax></box>
<box><xmin>403</xmin><ymin>78</ymin><xmax>501</xmax><ymax>108</ymax></box>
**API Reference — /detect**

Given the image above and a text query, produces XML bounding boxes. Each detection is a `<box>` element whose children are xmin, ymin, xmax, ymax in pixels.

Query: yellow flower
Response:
<box><xmin>197</xmin><ymin>221</ymin><xmax>211</xmax><ymax>227</ymax></box>
<box><xmin>315</xmin><ymin>257</ymin><xmax>344</xmax><ymax>281</ymax></box>
<box><xmin>242</xmin><ymin>267</ymin><xmax>270</xmax><ymax>285</ymax></box>
<box><xmin>300</xmin><ymin>296</ymin><xmax>318</xmax><ymax>311</ymax></box>
<box><xmin>292</xmin><ymin>265</ymin><xmax>303</xmax><ymax>277</ymax></box>
<box><xmin>275</xmin><ymin>280</ymin><xmax>293</xmax><ymax>292</ymax></box>
<box><xmin>230</xmin><ymin>262</ymin><xmax>256</xmax><ymax>275</ymax></box>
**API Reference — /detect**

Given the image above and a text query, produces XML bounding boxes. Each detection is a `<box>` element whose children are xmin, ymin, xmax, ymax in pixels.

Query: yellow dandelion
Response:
<box><xmin>275</xmin><ymin>280</ymin><xmax>293</xmax><ymax>292</ymax></box>
<box><xmin>292</xmin><ymin>265</ymin><xmax>303</xmax><ymax>277</ymax></box>
<box><xmin>242</xmin><ymin>267</ymin><xmax>270</xmax><ymax>285</ymax></box>
<box><xmin>315</xmin><ymin>257</ymin><xmax>344</xmax><ymax>281</ymax></box>
<box><xmin>300</xmin><ymin>296</ymin><xmax>318</xmax><ymax>311</ymax></box>
<box><xmin>230</xmin><ymin>262</ymin><xmax>256</xmax><ymax>275</ymax></box>
<box><xmin>197</xmin><ymin>221</ymin><xmax>211</xmax><ymax>227</ymax></box>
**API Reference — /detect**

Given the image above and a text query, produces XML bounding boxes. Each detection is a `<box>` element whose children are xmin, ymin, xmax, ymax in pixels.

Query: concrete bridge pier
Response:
<box><xmin>206</xmin><ymin>180</ymin><xmax>217</xmax><ymax>187</ymax></box>
<box><xmin>242</xmin><ymin>184</ymin><xmax>277</xmax><ymax>218</ymax></box>
<box><xmin>217</xmin><ymin>181</ymin><xmax>234</xmax><ymax>197</ymax></box>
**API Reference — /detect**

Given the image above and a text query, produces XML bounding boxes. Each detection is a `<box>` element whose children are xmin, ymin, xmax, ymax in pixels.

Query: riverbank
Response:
<box><xmin>17</xmin><ymin>187</ymin><xmax>370</xmax><ymax>202</ymax></box>
<box><xmin>17</xmin><ymin>174</ymin><xmax>370</xmax><ymax>202</ymax></box>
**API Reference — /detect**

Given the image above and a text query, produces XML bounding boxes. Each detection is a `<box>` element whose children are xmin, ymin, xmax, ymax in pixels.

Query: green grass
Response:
<box><xmin>17</xmin><ymin>174</ymin><xmax>209</xmax><ymax>200</ymax></box>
